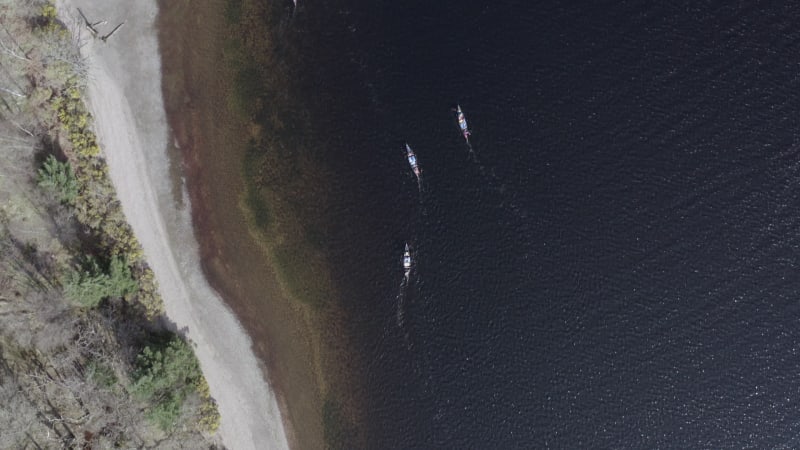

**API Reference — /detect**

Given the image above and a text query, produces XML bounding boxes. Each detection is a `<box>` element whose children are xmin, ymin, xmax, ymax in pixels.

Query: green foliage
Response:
<box><xmin>64</xmin><ymin>266</ymin><xmax>106</xmax><ymax>308</ymax></box>
<box><xmin>107</xmin><ymin>256</ymin><xmax>138</xmax><ymax>297</ymax></box>
<box><xmin>147</xmin><ymin>397</ymin><xmax>182</xmax><ymax>431</ymax></box>
<box><xmin>132</xmin><ymin>337</ymin><xmax>199</xmax><ymax>397</ymax></box>
<box><xmin>38</xmin><ymin>155</ymin><xmax>78</xmax><ymax>204</ymax></box>
<box><xmin>64</xmin><ymin>256</ymin><xmax>138</xmax><ymax>308</ymax></box>
<box><xmin>131</xmin><ymin>335</ymin><xmax>204</xmax><ymax>431</ymax></box>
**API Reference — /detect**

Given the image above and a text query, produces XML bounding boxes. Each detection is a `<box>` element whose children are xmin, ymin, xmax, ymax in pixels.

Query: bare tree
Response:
<box><xmin>0</xmin><ymin>376</ymin><xmax>39</xmax><ymax>449</ymax></box>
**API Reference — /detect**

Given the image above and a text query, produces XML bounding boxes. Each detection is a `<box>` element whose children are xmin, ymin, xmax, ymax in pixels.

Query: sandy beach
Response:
<box><xmin>53</xmin><ymin>1</ymin><xmax>290</xmax><ymax>448</ymax></box>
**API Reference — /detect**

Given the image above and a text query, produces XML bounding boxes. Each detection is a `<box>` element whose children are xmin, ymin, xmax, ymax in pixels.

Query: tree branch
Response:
<box><xmin>100</xmin><ymin>22</ymin><xmax>125</xmax><ymax>43</ymax></box>
<box><xmin>0</xmin><ymin>86</ymin><xmax>25</xmax><ymax>98</ymax></box>
<box><xmin>0</xmin><ymin>38</ymin><xmax>30</xmax><ymax>61</ymax></box>
<box><xmin>77</xmin><ymin>8</ymin><xmax>99</xmax><ymax>37</ymax></box>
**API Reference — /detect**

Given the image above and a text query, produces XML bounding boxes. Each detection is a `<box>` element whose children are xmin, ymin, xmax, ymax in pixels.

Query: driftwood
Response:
<box><xmin>77</xmin><ymin>8</ymin><xmax>124</xmax><ymax>43</ymax></box>
<box><xmin>100</xmin><ymin>22</ymin><xmax>125</xmax><ymax>43</ymax></box>
<box><xmin>76</xmin><ymin>8</ymin><xmax>98</xmax><ymax>37</ymax></box>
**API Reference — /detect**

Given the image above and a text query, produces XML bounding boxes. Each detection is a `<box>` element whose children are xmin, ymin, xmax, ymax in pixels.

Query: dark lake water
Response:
<box><xmin>280</xmin><ymin>0</ymin><xmax>800</xmax><ymax>447</ymax></box>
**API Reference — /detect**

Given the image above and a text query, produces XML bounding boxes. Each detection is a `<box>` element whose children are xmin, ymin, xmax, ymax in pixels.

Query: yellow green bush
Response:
<box><xmin>195</xmin><ymin>377</ymin><xmax>222</xmax><ymax>433</ymax></box>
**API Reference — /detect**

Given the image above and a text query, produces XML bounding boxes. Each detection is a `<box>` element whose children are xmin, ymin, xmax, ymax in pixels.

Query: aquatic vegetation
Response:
<box><xmin>223</xmin><ymin>5</ymin><xmax>338</xmax><ymax>309</ymax></box>
<box><xmin>323</xmin><ymin>394</ymin><xmax>361</xmax><ymax>450</ymax></box>
<box><xmin>224</xmin><ymin>0</ymin><xmax>243</xmax><ymax>24</ymax></box>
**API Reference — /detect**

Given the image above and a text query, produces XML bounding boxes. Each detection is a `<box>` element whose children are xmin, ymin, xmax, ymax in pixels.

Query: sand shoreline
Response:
<box><xmin>54</xmin><ymin>1</ymin><xmax>290</xmax><ymax>448</ymax></box>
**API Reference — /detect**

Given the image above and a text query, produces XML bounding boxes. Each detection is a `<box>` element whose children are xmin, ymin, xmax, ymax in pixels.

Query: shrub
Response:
<box><xmin>38</xmin><ymin>155</ymin><xmax>78</xmax><ymax>205</ymax></box>
<box><xmin>106</xmin><ymin>256</ymin><xmax>138</xmax><ymax>296</ymax></box>
<box><xmin>147</xmin><ymin>396</ymin><xmax>182</xmax><ymax>431</ymax></box>
<box><xmin>64</xmin><ymin>255</ymin><xmax>138</xmax><ymax>308</ymax></box>
<box><xmin>195</xmin><ymin>377</ymin><xmax>221</xmax><ymax>433</ymax></box>
<box><xmin>323</xmin><ymin>396</ymin><xmax>359</xmax><ymax>450</ymax></box>
<box><xmin>131</xmin><ymin>335</ymin><xmax>205</xmax><ymax>431</ymax></box>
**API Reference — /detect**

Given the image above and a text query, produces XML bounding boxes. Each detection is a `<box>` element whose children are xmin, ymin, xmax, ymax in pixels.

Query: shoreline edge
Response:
<box><xmin>53</xmin><ymin>1</ymin><xmax>291</xmax><ymax>448</ymax></box>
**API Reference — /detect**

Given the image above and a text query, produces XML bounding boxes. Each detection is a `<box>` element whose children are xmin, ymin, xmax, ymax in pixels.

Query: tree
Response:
<box><xmin>131</xmin><ymin>335</ymin><xmax>204</xmax><ymax>431</ymax></box>
<box><xmin>64</xmin><ymin>255</ymin><xmax>138</xmax><ymax>308</ymax></box>
<box><xmin>38</xmin><ymin>155</ymin><xmax>78</xmax><ymax>205</ymax></box>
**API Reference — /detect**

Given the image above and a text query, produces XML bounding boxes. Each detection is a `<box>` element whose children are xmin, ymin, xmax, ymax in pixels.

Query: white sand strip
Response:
<box><xmin>54</xmin><ymin>1</ymin><xmax>289</xmax><ymax>449</ymax></box>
